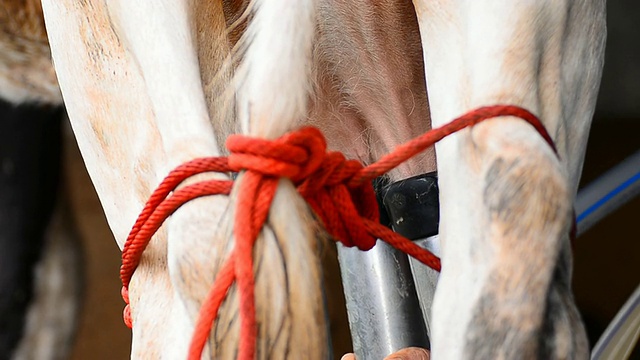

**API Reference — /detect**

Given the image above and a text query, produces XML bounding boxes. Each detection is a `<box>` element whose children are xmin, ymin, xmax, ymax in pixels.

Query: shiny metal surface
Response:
<box><xmin>575</xmin><ymin>149</ymin><xmax>640</xmax><ymax>236</ymax></box>
<box><xmin>591</xmin><ymin>283</ymin><xmax>640</xmax><ymax>360</ymax></box>
<box><xmin>409</xmin><ymin>235</ymin><xmax>441</xmax><ymax>338</ymax></box>
<box><xmin>338</xmin><ymin>241</ymin><xmax>429</xmax><ymax>359</ymax></box>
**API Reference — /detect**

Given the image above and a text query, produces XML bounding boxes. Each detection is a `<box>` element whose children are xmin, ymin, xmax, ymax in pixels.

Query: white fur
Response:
<box><xmin>413</xmin><ymin>1</ymin><xmax>606</xmax><ymax>358</ymax></box>
<box><xmin>41</xmin><ymin>0</ymin><xmax>221</xmax><ymax>357</ymax></box>
<box><xmin>235</xmin><ymin>0</ymin><xmax>316</xmax><ymax>137</ymax></box>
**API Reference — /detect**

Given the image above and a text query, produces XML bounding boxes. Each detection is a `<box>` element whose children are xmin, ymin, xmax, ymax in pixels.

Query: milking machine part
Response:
<box><xmin>573</xmin><ymin>149</ymin><xmax>640</xmax><ymax>359</ymax></box>
<box><xmin>337</xmin><ymin>172</ymin><xmax>439</xmax><ymax>359</ymax></box>
<box><xmin>591</xmin><ymin>283</ymin><xmax>640</xmax><ymax>360</ymax></box>
<box><xmin>575</xmin><ymin>149</ymin><xmax>640</xmax><ymax>237</ymax></box>
<box><xmin>379</xmin><ymin>173</ymin><xmax>440</xmax><ymax>240</ymax></box>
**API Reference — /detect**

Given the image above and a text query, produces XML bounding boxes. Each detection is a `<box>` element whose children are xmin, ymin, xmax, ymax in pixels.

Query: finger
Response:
<box><xmin>341</xmin><ymin>354</ymin><xmax>356</xmax><ymax>360</ymax></box>
<box><xmin>384</xmin><ymin>347</ymin><xmax>430</xmax><ymax>360</ymax></box>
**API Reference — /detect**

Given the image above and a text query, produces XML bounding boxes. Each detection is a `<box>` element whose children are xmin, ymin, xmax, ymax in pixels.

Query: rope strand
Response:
<box><xmin>119</xmin><ymin>105</ymin><xmax>559</xmax><ymax>359</ymax></box>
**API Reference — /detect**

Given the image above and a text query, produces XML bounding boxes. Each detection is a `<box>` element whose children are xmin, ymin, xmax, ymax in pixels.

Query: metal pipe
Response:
<box><xmin>338</xmin><ymin>173</ymin><xmax>438</xmax><ymax>358</ymax></box>
<box><xmin>591</xmin><ymin>283</ymin><xmax>640</xmax><ymax>360</ymax></box>
<box><xmin>576</xmin><ymin>150</ymin><xmax>640</xmax><ymax>236</ymax></box>
<box><xmin>338</xmin><ymin>243</ymin><xmax>430</xmax><ymax>359</ymax></box>
<box><xmin>408</xmin><ymin>235</ymin><xmax>440</xmax><ymax>339</ymax></box>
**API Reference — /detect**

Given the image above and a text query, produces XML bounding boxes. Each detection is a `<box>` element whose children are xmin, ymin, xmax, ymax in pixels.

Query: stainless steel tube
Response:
<box><xmin>408</xmin><ymin>235</ymin><xmax>441</xmax><ymax>339</ymax></box>
<box><xmin>591</xmin><ymin>283</ymin><xmax>640</xmax><ymax>360</ymax></box>
<box><xmin>576</xmin><ymin>149</ymin><xmax>640</xmax><ymax>236</ymax></box>
<box><xmin>338</xmin><ymin>173</ymin><xmax>438</xmax><ymax>358</ymax></box>
<box><xmin>338</xmin><ymin>243</ymin><xmax>429</xmax><ymax>359</ymax></box>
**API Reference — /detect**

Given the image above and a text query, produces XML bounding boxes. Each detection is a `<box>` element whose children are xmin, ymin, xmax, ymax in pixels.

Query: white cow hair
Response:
<box><xmin>212</xmin><ymin>1</ymin><xmax>330</xmax><ymax>358</ymax></box>
<box><xmin>234</xmin><ymin>0</ymin><xmax>317</xmax><ymax>138</ymax></box>
<box><xmin>0</xmin><ymin>0</ymin><xmax>61</xmax><ymax>104</ymax></box>
<box><xmin>413</xmin><ymin>1</ymin><xmax>605</xmax><ymax>358</ymax></box>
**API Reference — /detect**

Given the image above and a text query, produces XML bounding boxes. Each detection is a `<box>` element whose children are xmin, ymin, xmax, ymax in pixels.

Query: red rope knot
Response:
<box><xmin>297</xmin><ymin>152</ymin><xmax>379</xmax><ymax>250</ymax></box>
<box><xmin>227</xmin><ymin>127</ymin><xmax>379</xmax><ymax>251</ymax></box>
<box><xmin>226</xmin><ymin>127</ymin><xmax>327</xmax><ymax>181</ymax></box>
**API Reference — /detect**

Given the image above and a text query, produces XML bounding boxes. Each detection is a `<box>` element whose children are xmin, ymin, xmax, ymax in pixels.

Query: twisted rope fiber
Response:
<box><xmin>119</xmin><ymin>105</ymin><xmax>557</xmax><ymax>360</ymax></box>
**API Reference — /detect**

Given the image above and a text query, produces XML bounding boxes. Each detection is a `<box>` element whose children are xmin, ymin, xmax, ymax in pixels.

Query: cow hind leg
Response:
<box><xmin>412</xmin><ymin>0</ymin><xmax>605</xmax><ymax>357</ymax></box>
<box><xmin>434</xmin><ymin>120</ymin><xmax>588</xmax><ymax>359</ymax></box>
<box><xmin>538</xmin><ymin>243</ymin><xmax>589</xmax><ymax>359</ymax></box>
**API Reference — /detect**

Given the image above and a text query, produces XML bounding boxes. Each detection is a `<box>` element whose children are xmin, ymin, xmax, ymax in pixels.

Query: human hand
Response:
<box><xmin>341</xmin><ymin>347</ymin><xmax>430</xmax><ymax>360</ymax></box>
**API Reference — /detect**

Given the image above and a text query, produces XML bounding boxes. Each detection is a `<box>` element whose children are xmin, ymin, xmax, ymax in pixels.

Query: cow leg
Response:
<box><xmin>413</xmin><ymin>1</ymin><xmax>606</xmax><ymax>358</ymax></box>
<box><xmin>42</xmin><ymin>0</ymin><xmax>218</xmax><ymax>356</ymax></box>
<box><xmin>43</xmin><ymin>0</ymin><xmax>329</xmax><ymax>358</ymax></box>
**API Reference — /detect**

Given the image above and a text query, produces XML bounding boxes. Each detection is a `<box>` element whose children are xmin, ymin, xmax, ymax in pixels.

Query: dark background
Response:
<box><xmin>573</xmin><ymin>0</ymin><xmax>640</xmax><ymax>358</ymax></box>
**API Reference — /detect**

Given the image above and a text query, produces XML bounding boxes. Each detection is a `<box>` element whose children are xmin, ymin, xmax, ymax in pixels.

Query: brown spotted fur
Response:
<box><xmin>0</xmin><ymin>0</ymin><xmax>60</xmax><ymax>103</ymax></box>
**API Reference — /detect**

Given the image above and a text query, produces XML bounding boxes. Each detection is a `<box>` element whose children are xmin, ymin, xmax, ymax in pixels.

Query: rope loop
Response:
<box><xmin>297</xmin><ymin>152</ymin><xmax>379</xmax><ymax>250</ymax></box>
<box><xmin>226</xmin><ymin>126</ymin><xmax>327</xmax><ymax>181</ymax></box>
<box><xmin>227</xmin><ymin>127</ymin><xmax>381</xmax><ymax>251</ymax></box>
<box><xmin>119</xmin><ymin>105</ymin><xmax>561</xmax><ymax>360</ymax></box>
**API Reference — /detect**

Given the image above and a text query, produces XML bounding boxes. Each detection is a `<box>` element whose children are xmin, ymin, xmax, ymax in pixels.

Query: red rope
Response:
<box><xmin>119</xmin><ymin>105</ymin><xmax>556</xmax><ymax>360</ymax></box>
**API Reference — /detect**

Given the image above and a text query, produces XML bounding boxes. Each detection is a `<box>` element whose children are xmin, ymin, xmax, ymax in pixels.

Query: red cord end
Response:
<box><xmin>123</xmin><ymin>304</ymin><xmax>133</xmax><ymax>329</ymax></box>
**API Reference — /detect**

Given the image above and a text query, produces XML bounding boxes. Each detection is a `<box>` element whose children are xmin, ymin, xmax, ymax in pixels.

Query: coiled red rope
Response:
<box><xmin>120</xmin><ymin>105</ymin><xmax>556</xmax><ymax>360</ymax></box>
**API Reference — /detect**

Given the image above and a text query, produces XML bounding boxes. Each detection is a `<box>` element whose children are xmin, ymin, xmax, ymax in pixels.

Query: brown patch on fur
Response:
<box><xmin>195</xmin><ymin>0</ymin><xmax>238</xmax><ymax>152</ymax></box>
<box><xmin>464</xmin><ymin>145</ymin><xmax>577</xmax><ymax>359</ymax></box>
<box><xmin>468</xmin><ymin>243</ymin><xmax>587</xmax><ymax>359</ymax></box>
<box><xmin>0</xmin><ymin>0</ymin><xmax>61</xmax><ymax>103</ymax></box>
<box><xmin>70</xmin><ymin>1</ymin><xmax>142</xmax><ymax>170</ymax></box>
<box><xmin>537</xmin><ymin>243</ymin><xmax>589</xmax><ymax>359</ymax></box>
<box><xmin>483</xmin><ymin>156</ymin><xmax>567</xmax><ymax>240</ymax></box>
<box><xmin>222</xmin><ymin>0</ymin><xmax>250</xmax><ymax>48</ymax></box>
<box><xmin>64</xmin><ymin>0</ymin><xmax>163</xmax><ymax>207</ymax></box>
